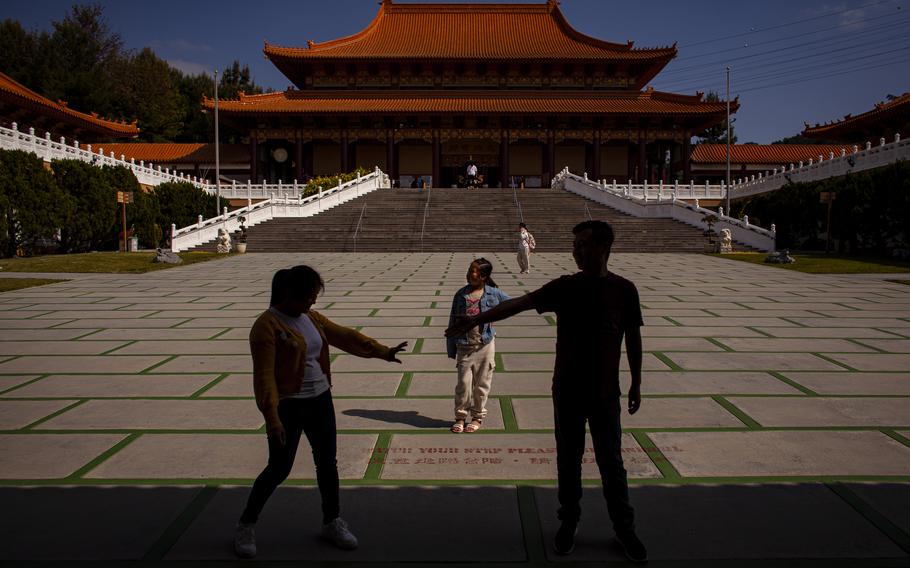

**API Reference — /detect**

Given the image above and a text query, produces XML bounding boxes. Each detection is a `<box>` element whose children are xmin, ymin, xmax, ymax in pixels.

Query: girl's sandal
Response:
<box><xmin>451</xmin><ymin>420</ymin><xmax>465</xmax><ymax>433</ymax></box>
<box><xmin>465</xmin><ymin>419</ymin><xmax>482</xmax><ymax>433</ymax></box>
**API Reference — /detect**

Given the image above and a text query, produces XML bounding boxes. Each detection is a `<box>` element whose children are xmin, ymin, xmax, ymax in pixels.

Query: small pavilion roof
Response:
<box><xmin>85</xmin><ymin>143</ymin><xmax>249</xmax><ymax>164</ymax></box>
<box><xmin>0</xmin><ymin>71</ymin><xmax>139</xmax><ymax>138</ymax></box>
<box><xmin>691</xmin><ymin>144</ymin><xmax>857</xmax><ymax>165</ymax></box>
<box><xmin>203</xmin><ymin>88</ymin><xmax>733</xmax><ymax>116</ymax></box>
<box><xmin>803</xmin><ymin>92</ymin><xmax>910</xmax><ymax>139</ymax></box>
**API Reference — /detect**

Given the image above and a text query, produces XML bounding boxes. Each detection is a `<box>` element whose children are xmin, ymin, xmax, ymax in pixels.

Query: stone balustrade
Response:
<box><xmin>553</xmin><ymin>168</ymin><xmax>776</xmax><ymax>252</ymax></box>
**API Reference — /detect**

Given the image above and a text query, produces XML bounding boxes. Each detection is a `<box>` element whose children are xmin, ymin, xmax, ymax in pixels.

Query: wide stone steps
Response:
<box><xmin>189</xmin><ymin>188</ymin><xmax>737</xmax><ymax>253</ymax></box>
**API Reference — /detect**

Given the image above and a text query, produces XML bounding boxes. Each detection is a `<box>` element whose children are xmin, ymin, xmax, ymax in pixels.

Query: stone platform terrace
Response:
<box><xmin>0</xmin><ymin>252</ymin><xmax>909</xmax><ymax>567</ymax></box>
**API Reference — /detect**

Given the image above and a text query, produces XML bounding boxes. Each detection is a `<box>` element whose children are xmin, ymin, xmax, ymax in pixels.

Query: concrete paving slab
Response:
<box><xmin>0</xmin><ymin>434</ymin><xmax>127</xmax><ymax>478</ymax></box>
<box><xmin>152</xmin><ymin>355</ymin><xmax>252</xmax><ymax>373</ymax></box>
<box><xmin>174</xmin><ymin>317</ymin><xmax>255</xmax><ymax>328</ymax></box>
<box><xmin>670</xmin><ymin>317</ymin><xmax>798</xmax><ymax>327</ymax></box>
<box><xmin>356</xmin><ymin>326</ymin><xmax>438</xmax><ymax>339</ymax></box>
<box><xmin>2</xmin><ymin>374</ymin><xmax>219</xmax><ymax>398</ymax></box>
<box><xmin>0</xmin><ymin>329</ymin><xmax>96</xmax><ymax>341</ymax></box>
<box><xmin>35</xmin><ymin>399</ymin><xmax>263</xmax><ymax>430</ymax></box>
<box><xmin>640</xmin><ymin>326</ymin><xmax>765</xmax><ymax>338</ymax></box>
<box><xmin>665</xmin><ymin>352</ymin><xmax>846</xmax><ymax>371</ymax></box>
<box><xmin>824</xmin><ymin>353</ymin><xmax>910</xmax><ymax>371</ymax></box>
<box><xmin>500</xmin><ymin>353</ymin><xmax>669</xmax><ymax>372</ymax></box>
<box><xmin>334</xmin><ymin>398</ymin><xmax>503</xmax><ymax>430</ymax></box>
<box><xmin>86</xmin><ymin>433</ymin><xmax>376</xmax><ymax>479</ymax></box>
<box><xmin>0</xmin><ymin>341</ymin><xmax>128</xmax><ymax>356</ymax></box>
<box><xmin>78</xmin><ymin>328</ymin><xmax>226</xmax><ymax>340</ymax></box>
<box><xmin>535</xmin><ymin>485</ymin><xmax>906</xmax><ymax>561</ymax></box>
<box><xmin>727</xmin><ymin>396</ymin><xmax>910</xmax><ymax>427</ymax></box>
<box><xmin>0</xmin><ymin>355</ymin><xmax>167</xmax><ymax>374</ymax></box>
<box><xmin>168</xmin><ymin>486</ymin><xmax>526</xmax><ymax>561</ymax></box>
<box><xmin>332</xmin><ymin>353</ymin><xmax>450</xmax><ymax>372</ymax></box>
<box><xmin>619</xmin><ymin>371</ymin><xmax>802</xmax><ymax>395</ymax></box>
<box><xmin>0</xmin><ymin>486</ymin><xmax>202</xmax><ymax>559</ymax></box>
<box><xmin>790</xmin><ymin>317</ymin><xmax>910</xmax><ymax>328</ymax></box>
<box><xmin>0</xmin><ymin>375</ymin><xmax>39</xmax><ymax>394</ymax></box>
<box><xmin>381</xmin><ymin>433</ymin><xmax>660</xmax><ymax>479</ymax></box>
<box><xmin>715</xmin><ymin>338</ymin><xmax>876</xmax><ymax>352</ymax></box>
<box><xmin>147</xmin><ymin>309</ymin><xmax>262</xmax><ymax>319</ymax></box>
<box><xmin>33</xmin><ymin>310</ymin><xmax>157</xmax><ymax>319</ymax></box>
<box><xmin>329</xmin><ymin>316</ymin><xmax>428</xmax><ymax>327</ymax></box>
<box><xmin>853</xmin><ymin>339</ymin><xmax>910</xmax><ymax>353</ymax></box>
<box><xmin>407</xmin><ymin>371</ymin><xmax>552</xmax><ymax>395</ymax></box>
<box><xmin>512</xmin><ymin>397</ymin><xmax>744</xmax><ymax>429</ymax></box>
<box><xmin>779</xmin><ymin>371</ymin><xmax>910</xmax><ymax>395</ymax></box>
<box><xmin>0</xmin><ymin>319</ymin><xmax>76</xmax><ymax>329</ymax></box>
<box><xmin>649</xmin><ymin>431</ymin><xmax>910</xmax><ymax>477</ymax></box>
<box><xmin>753</xmin><ymin>327</ymin><xmax>906</xmax><ymax>339</ymax></box>
<box><xmin>112</xmin><ymin>340</ymin><xmax>249</xmax><ymax>355</ymax></box>
<box><xmin>0</xmin><ymin>400</ymin><xmax>78</xmax><ymax>429</ymax></box>
<box><xmin>54</xmin><ymin>318</ymin><xmax>189</xmax><ymax>329</ymax></box>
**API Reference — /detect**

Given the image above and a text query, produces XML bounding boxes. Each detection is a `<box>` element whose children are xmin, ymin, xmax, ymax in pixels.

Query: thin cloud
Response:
<box><xmin>167</xmin><ymin>59</ymin><xmax>211</xmax><ymax>76</ymax></box>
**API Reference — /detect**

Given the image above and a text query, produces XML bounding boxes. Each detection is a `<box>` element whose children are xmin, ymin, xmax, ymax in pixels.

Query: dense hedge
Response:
<box><xmin>731</xmin><ymin>162</ymin><xmax>910</xmax><ymax>254</ymax></box>
<box><xmin>303</xmin><ymin>167</ymin><xmax>370</xmax><ymax>197</ymax></box>
<box><xmin>0</xmin><ymin>149</ymin><xmax>218</xmax><ymax>256</ymax></box>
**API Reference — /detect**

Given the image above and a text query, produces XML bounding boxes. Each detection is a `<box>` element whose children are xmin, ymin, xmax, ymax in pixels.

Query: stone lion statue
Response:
<box><xmin>216</xmin><ymin>228</ymin><xmax>232</xmax><ymax>253</ymax></box>
<box><xmin>719</xmin><ymin>228</ymin><xmax>733</xmax><ymax>253</ymax></box>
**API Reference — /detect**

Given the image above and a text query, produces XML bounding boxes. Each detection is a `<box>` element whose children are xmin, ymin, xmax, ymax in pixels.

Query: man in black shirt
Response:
<box><xmin>445</xmin><ymin>220</ymin><xmax>647</xmax><ymax>563</ymax></box>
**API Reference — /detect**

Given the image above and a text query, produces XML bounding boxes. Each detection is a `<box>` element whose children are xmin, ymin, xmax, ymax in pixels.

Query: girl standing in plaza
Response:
<box><xmin>234</xmin><ymin>265</ymin><xmax>406</xmax><ymax>558</ymax></box>
<box><xmin>446</xmin><ymin>258</ymin><xmax>510</xmax><ymax>433</ymax></box>
<box><xmin>517</xmin><ymin>222</ymin><xmax>536</xmax><ymax>274</ymax></box>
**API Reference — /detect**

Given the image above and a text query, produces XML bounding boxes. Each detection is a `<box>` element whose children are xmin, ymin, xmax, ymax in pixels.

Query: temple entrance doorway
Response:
<box><xmin>441</xmin><ymin>138</ymin><xmax>499</xmax><ymax>187</ymax></box>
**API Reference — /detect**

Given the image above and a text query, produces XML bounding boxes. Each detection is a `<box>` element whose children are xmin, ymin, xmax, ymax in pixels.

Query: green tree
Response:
<box><xmin>53</xmin><ymin>159</ymin><xmax>116</xmax><ymax>252</ymax></box>
<box><xmin>695</xmin><ymin>91</ymin><xmax>737</xmax><ymax>145</ymax></box>
<box><xmin>154</xmin><ymin>181</ymin><xmax>219</xmax><ymax>233</ymax></box>
<box><xmin>0</xmin><ymin>20</ymin><xmax>43</xmax><ymax>89</ymax></box>
<box><xmin>0</xmin><ymin>150</ymin><xmax>71</xmax><ymax>257</ymax></box>
<box><xmin>109</xmin><ymin>48</ymin><xmax>184</xmax><ymax>140</ymax></box>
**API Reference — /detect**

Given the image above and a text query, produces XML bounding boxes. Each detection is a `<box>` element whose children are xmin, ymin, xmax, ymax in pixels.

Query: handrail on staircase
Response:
<box><xmin>352</xmin><ymin>203</ymin><xmax>366</xmax><ymax>252</ymax></box>
<box><xmin>511</xmin><ymin>180</ymin><xmax>524</xmax><ymax>224</ymax></box>
<box><xmin>419</xmin><ymin>186</ymin><xmax>431</xmax><ymax>252</ymax></box>
<box><xmin>584</xmin><ymin>202</ymin><xmax>593</xmax><ymax>221</ymax></box>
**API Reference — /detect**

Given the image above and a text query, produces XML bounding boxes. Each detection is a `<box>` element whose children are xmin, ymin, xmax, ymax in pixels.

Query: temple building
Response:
<box><xmin>0</xmin><ymin>71</ymin><xmax>139</xmax><ymax>142</ymax></box>
<box><xmin>206</xmin><ymin>0</ymin><xmax>735</xmax><ymax>188</ymax></box>
<box><xmin>689</xmin><ymin>143</ymin><xmax>859</xmax><ymax>184</ymax></box>
<box><xmin>803</xmin><ymin>92</ymin><xmax>909</xmax><ymax>143</ymax></box>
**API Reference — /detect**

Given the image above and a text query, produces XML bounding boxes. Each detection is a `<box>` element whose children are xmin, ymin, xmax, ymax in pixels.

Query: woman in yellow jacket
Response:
<box><xmin>234</xmin><ymin>265</ymin><xmax>406</xmax><ymax>558</ymax></box>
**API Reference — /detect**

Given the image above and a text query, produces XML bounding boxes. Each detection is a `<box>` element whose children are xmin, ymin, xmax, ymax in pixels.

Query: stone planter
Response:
<box><xmin>234</xmin><ymin>242</ymin><xmax>247</xmax><ymax>254</ymax></box>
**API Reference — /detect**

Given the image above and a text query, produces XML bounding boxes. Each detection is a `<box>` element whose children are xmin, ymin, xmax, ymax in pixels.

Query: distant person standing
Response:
<box><xmin>446</xmin><ymin>221</ymin><xmax>648</xmax><ymax>564</ymax></box>
<box><xmin>466</xmin><ymin>162</ymin><xmax>478</xmax><ymax>188</ymax></box>
<box><xmin>517</xmin><ymin>222</ymin><xmax>536</xmax><ymax>274</ymax></box>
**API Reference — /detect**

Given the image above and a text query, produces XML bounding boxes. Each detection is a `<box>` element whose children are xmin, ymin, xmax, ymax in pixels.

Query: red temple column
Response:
<box><xmin>637</xmin><ymin>133</ymin><xmax>646</xmax><ymax>183</ymax></box>
<box><xmin>592</xmin><ymin>131</ymin><xmax>601</xmax><ymax>181</ymax></box>
<box><xmin>432</xmin><ymin>129</ymin><xmax>440</xmax><ymax>188</ymax></box>
<box><xmin>250</xmin><ymin>135</ymin><xmax>258</xmax><ymax>183</ymax></box>
<box><xmin>341</xmin><ymin>130</ymin><xmax>349</xmax><ymax>173</ymax></box>
<box><xmin>682</xmin><ymin>133</ymin><xmax>691</xmax><ymax>182</ymax></box>
<box><xmin>295</xmin><ymin>137</ymin><xmax>303</xmax><ymax>181</ymax></box>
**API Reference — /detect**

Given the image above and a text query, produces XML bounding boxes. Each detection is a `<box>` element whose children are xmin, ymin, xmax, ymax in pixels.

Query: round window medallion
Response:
<box><xmin>272</xmin><ymin>148</ymin><xmax>288</xmax><ymax>163</ymax></box>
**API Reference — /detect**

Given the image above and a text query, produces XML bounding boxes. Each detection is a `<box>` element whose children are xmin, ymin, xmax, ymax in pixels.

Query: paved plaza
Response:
<box><xmin>1</xmin><ymin>252</ymin><xmax>909</xmax><ymax>565</ymax></box>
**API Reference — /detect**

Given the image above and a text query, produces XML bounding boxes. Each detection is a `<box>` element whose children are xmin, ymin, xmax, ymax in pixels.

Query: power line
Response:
<box><xmin>735</xmin><ymin>55</ymin><xmax>910</xmax><ymax>94</ymax></box>
<box><xmin>679</xmin><ymin>0</ymin><xmax>900</xmax><ymax>48</ymax></box>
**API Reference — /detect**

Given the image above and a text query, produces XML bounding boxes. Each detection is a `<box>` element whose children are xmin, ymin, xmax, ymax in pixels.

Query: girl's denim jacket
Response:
<box><xmin>446</xmin><ymin>284</ymin><xmax>511</xmax><ymax>359</ymax></box>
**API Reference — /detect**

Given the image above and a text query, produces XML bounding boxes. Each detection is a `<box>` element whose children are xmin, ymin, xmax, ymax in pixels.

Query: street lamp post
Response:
<box><xmin>725</xmin><ymin>66</ymin><xmax>731</xmax><ymax>215</ymax></box>
<box><xmin>214</xmin><ymin>69</ymin><xmax>221</xmax><ymax>214</ymax></box>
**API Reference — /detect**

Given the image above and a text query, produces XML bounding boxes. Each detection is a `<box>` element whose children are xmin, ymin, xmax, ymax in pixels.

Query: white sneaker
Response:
<box><xmin>321</xmin><ymin>517</ymin><xmax>358</xmax><ymax>550</ymax></box>
<box><xmin>233</xmin><ymin>522</ymin><xmax>257</xmax><ymax>558</ymax></box>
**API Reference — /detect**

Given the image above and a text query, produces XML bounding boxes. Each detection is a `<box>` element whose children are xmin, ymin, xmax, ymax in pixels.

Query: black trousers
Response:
<box><xmin>553</xmin><ymin>390</ymin><xmax>635</xmax><ymax>532</ymax></box>
<box><xmin>240</xmin><ymin>391</ymin><xmax>340</xmax><ymax>525</ymax></box>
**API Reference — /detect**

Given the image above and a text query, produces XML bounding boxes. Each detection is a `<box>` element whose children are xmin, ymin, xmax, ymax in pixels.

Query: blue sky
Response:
<box><xmin>3</xmin><ymin>0</ymin><xmax>908</xmax><ymax>143</ymax></box>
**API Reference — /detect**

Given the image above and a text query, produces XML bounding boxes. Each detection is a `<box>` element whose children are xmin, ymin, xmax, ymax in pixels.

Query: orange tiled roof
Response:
<box><xmin>803</xmin><ymin>92</ymin><xmax>910</xmax><ymax>137</ymax></box>
<box><xmin>691</xmin><ymin>144</ymin><xmax>857</xmax><ymax>165</ymax></box>
<box><xmin>204</xmin><ymin>89</ymin><xmax>732</xmax><ymax>115</ymax></box>
<box><xmin>264</xmin><ymin>1</ymin><xmax>676</xmax><ymax>62</ymax></box>
<box><xmin>85</xmin><ymin>143</ymin><xmax>249</xmax><ymax>164</ymax></box>
<box><xmin>0</xmin><ymin>71</ymin><xmax>139</xmax><ymax>137</ymax></box>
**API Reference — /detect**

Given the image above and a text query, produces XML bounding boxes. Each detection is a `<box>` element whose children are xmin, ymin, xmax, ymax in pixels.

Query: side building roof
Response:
<box><xmin>0</xmin><ymin>71</ymin><xmax>139</xmax><ymax>139</ymax></box>
<box><xmin>85</xmin><ymin>143</ymin><xmax>249</xmax><ymax>164</ymax></box>
<box><xmin>803</xmin><ymin>92</ymin><xmax>910</xmax><ymax>140</ymax></box>
<box><xmin>691</xmin><ymin>144</ymin><xmax>858</xmax><ymax>165</ymax></box>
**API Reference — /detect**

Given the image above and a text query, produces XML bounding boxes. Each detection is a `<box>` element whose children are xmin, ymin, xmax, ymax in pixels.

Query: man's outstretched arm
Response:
<box><xmin>624</xmin><ymin>325</ymin><xmax>643</xmax><ymax>415</ymax></box>
<box><xmin>444</xmin><ymin>294</ymin><xmax>536</xmax><ymax>337</ymax></box>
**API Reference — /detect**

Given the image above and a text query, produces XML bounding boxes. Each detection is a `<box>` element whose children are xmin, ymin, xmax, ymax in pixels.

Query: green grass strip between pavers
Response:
<box><xmin>21</xmin><ymin>399</ymin><xmax>88</xmax><ymax>430</ymax></box>
<box><xmin>651</xmin><ymin>352</ymin><xmax>683</xmax><ymax>371</ymax></box>
<box><xmin>631</xmin><ymin>430</ymin><xmax>682</xmax><ymax>480</ymax></box>
<box><xmin>711</xmin><ymin>396</ymin><xmax>762</xmax><ymax>429</ymax></box>
<box><xmin>882</xmin><ymin>429</ymin><xmax>910</xmax><ymax>449</ymax></box>
<box><xmin>827</xmin><ymin>482</ymin><xmax>910</xmax><ymax>556</ymax></box>
<box><xmin>499</xmin><ymin>397</ymin><xmax>519</xmax><ymax>432</ymax></box>
<box><xmin>190</xmin><ymin>373</ymin><xmax>231</xmax><ymax>398</ymax></box>
<box><xmin>364</xmin><ymin>432</ymin><xmax>393</xmax><ymax>481</ymax></box>
<box><xmin>67</xmin><ymin>432</ymin><xmax>142</xmax><ymax>479</ymax></box>
<box><xmin>768</xmin><ymin>371</ymin><xmax>819</xmax><ymax>396</ymax></box>
<box><xmin>395</xmin><ymin>372</ymin><xmax>413</xmax><ymax>397</ymax></box>
<box><xmin>141</xmin><ymin>486</ymin><xmax>219</xmax><ymax>561</ymax></box>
